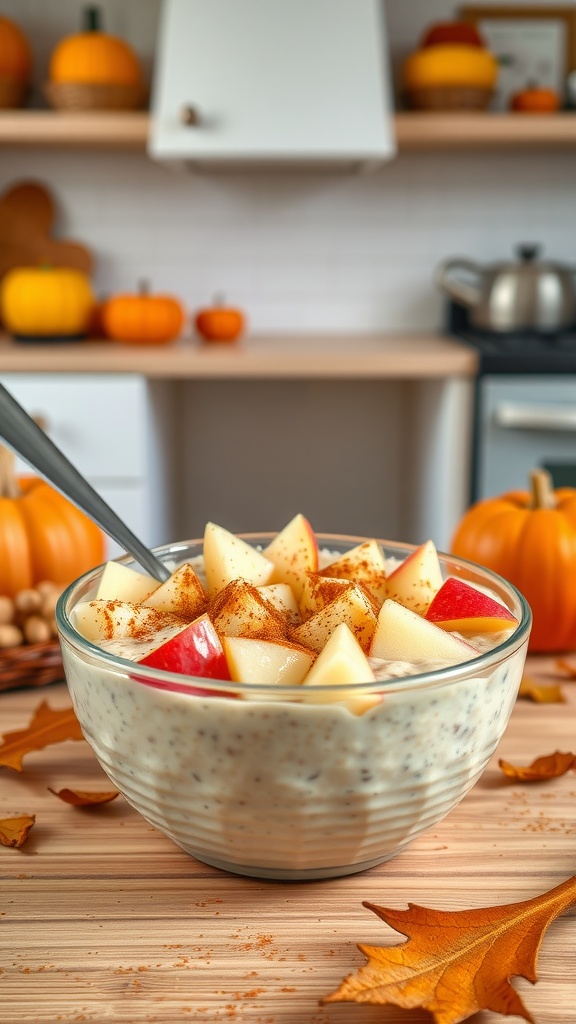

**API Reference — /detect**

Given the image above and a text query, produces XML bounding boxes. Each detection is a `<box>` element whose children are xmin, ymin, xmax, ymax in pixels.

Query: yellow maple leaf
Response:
<box><xmin>322</xmin><ymin>875</ymin><xmax>576</xmax><ymax>1024</ymax></box>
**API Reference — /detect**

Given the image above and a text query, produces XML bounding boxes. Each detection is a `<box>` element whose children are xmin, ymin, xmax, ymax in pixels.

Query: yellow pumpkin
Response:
<box><xmin>0</xmin><ymin>15</ymin><xmax>31</xmax><ymax>82</ymax></box>
<box><xmin>451</xmin><ymin>469</ymin><xmax>576</xmax><ymax>652</ymax></box>
<box><xmin>102</xmin><ymin>282</ymin><xmax>184</xmax><ymax>345</ymax></box>
<box><xmin>0</xmin><ymin>445</ymin><xmax>105</xmax><ymax>597</ymax></box>
<box><xmin>49</xmin><ymin>7</ymin><xmax>141</xmax><ymax>87</ymax></box>
<box><xmin>403</xmin><ymin>44</ymin><xmax>498</xmax><ymax>91</ymax></box>
<box><xmin>0</xmin><ymin>266</ymin><xmax>94</xmax><ymax>338</ymax></box>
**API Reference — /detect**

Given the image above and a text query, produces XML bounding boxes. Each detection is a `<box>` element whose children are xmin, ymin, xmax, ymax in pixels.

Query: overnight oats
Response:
<box><xmin>56</xmin><ymin>515</ymin><xmax>531</xmax><ymax>880</ymax></box>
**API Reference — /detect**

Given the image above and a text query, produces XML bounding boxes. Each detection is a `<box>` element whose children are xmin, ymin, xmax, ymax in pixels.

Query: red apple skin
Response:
<box><xmin>425</xmin><ymin>577</ymin><xmax>518</xmax><ymax>634</ymax></box>
<box><xmin>135</xmin><ymin>613</ymin><xmax>232</xmax><ymax>696</ymax></box>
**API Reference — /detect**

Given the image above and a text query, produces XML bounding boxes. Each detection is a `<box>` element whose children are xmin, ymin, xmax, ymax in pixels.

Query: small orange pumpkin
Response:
<box><xmin>102</xmin><ymin>281</ymin><xmax>184</xmax><ymax>345</ymax></box>
<box><xmin>49</xmin><ymin>6</ymin><xmax>141</xmax><ymax>87</ymax></box>
<box><xmin>510</xmin><ymin>84</ymin><xmax>560</xmax><ymax>113</ymax></box>
<box><xmin>0</xmin><ymin>15</ymin><xmax>31</xmax><ymax>82</ymax></box>
<box><xmin>0</xmin><ymin>444</ymin><xmax>105</xmax><ymax>597</ymax></box>
<box><xmin>194</xmin><ymin>296</ymin><xmax>245</xmax><ymax>343</ymax></box>
<box><xmin>451</xmin><ymin>469</ymin><xmax>576</xmax><ymax>652</ymax></box>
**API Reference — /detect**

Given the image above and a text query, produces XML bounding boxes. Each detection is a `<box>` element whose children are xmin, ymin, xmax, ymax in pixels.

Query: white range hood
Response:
<box><xmin>148</xmin><ymin>0</ymin><xmax>396</xmax><ymax>166</ymax></box>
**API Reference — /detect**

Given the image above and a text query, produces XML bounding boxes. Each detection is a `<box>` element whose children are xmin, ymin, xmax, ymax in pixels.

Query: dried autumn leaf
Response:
<box><xmin>323</xmin><ymin>875</ymin><xmax>576</xmax><ymax>1024</ymax></box>
<box><xmin>48</xmin><ymin>787</ymin><xmax>119</xmax><ymax>806</ymax></box>
<box><xmin>556</xmin><ymin>658</ymin><xmax>576</xmax><ymax>678</ymax></box>
<box><xmin>517</xmin><ymin>675</ymin><xmax>564</xmax><ymax>704</ymax></box>
<box><xmin>0</xmin><ymin>701</ymin><xmax>84</xmax><ymax>772</ymax></box>
<box><xmin>499</xmin><ymin>751</ymin><xmax>576</xmax><ymax>782</ymax></box>
<box><xmin>0</xmin><ymin>814</ymin><xmax>36</xmax><ymax>848</ymax></box>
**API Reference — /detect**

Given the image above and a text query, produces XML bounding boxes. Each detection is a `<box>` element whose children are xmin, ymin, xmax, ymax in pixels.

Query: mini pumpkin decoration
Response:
<box><xmin>451</xmin><ymin>469</ymin><xmax>576</xmax><ymax>652</ymax></box>
<box><xmin>510</xmin><ymin>84</ymin><xmax>560</xmax><ymax>113</ymax></box>
<box><xmin>0</xmin><ymin>15</ymin><xmax>32</xmax><ymax>108</ymax></box>
<box><xmin>102</xmin><ymin>281</ymin><xmax>185</xmax><ymax>345</ymax></box>
<box><xmin>0</xmin><ymin>266</ymin><xmax>94</xmax><ymax>340</ymax></box>
<box><xmin>0</xmin><ymin>444</ymin><xmax>105</xmax><ymax>598</ymax></box>
<box><xmin>194</xmin><ymin>296</ymin><xmax>245</xmax><ymax>343</ymax></box>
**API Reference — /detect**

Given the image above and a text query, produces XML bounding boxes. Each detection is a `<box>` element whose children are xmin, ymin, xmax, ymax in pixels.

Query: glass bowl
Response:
<box><xmin>56</xmin><ymin>534</ymin><xmax>531</xmax><ymax>881</ymax></box>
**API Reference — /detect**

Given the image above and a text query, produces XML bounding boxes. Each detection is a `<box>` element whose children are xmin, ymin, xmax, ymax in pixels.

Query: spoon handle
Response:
<box><xmin>0</xmin><ymin>382</ymin><xmax>170</xmax><ymax>582</ymax></box>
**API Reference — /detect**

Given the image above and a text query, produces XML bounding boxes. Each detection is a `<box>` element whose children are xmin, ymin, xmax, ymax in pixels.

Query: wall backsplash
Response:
<box><xmin>1</xmin><ymin>0</ymin><xmax>575</xmax><ymax>335</ymax></box>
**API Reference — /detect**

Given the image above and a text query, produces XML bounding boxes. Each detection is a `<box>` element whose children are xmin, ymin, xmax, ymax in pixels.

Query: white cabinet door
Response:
<box><xmin>149</xmin><ymin>0</ymin><xmax>396</xmax><ymax>163</ymax></box>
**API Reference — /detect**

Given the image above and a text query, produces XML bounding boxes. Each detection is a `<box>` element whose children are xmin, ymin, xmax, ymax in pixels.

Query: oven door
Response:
<box><xmin>474</xmin><ymin>375</ymin><xmax>576</xmax><ymax>500</ymax></box>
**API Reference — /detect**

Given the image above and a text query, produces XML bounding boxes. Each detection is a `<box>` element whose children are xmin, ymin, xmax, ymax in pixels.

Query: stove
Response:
<box><xmin>447</xmin><ymin>302</ymin><xmax>576</xmax><ymax>375</ymax></box>
<box><xmin>446</xmin><ymin>302</ymin><xmax>576</xmax><ymax>502</ymax></box>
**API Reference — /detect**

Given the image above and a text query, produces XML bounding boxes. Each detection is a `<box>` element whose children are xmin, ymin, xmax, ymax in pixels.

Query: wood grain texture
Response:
<box><xmin>0</xmin><ymin>334</ymin><xmax>478</xmax><ymax>379</ymax></box>
<box><xmin>1</xmin><ymin>655</ymin><xmax>575</xmax><ymax>1023</ymax></box>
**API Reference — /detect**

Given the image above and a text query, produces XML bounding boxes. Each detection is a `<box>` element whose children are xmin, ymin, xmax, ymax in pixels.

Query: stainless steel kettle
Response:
<box><xmin>436</xmin><ymin>245</ymin><xmax>576</xmax><ymax>333</ymax></box>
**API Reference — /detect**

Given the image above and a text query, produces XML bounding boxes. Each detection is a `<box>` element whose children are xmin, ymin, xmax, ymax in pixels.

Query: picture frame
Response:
<box><xmin>459</xmin><ymin>5</ymin><xmax>576</xmax><ymax>109</ymax></box>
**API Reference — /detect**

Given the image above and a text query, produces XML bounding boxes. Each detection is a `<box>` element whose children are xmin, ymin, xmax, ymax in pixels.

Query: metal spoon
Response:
<box><xmin>0</xmin><ymin>381</ymin><xmax>170</xmax><ymax>582</ymax></box>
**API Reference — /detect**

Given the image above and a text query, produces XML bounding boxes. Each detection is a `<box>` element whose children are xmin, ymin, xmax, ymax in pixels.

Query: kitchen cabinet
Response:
<box><xmin>148</xmin><ymin>0</ymin><xmax>395</xmax><ymax>164</ymax></box>
<box><xmin>0</xmin><ymin>373</ymin><xmax>177</xmax><ymax>559</ymax></box>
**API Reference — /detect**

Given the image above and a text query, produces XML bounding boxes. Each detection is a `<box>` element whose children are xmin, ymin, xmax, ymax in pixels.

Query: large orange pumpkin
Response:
<box><xmin>49</xmin><ymin>6</ymin><xmax>141</xmax><ymax>87</ymax></box>
<box><xmin>451</xmin><ymin>469</ymin><xmax>576</xmax><ymax>652</ymax></box>
<box><xmin>0</xmin><ymin>444</ymin><xmax>105</xmax><ymax>597</ymax></box>
<box><xmin>0</xmin><ymin>15</ymin><xmax>31</xmax><ymax>82</ymax></box>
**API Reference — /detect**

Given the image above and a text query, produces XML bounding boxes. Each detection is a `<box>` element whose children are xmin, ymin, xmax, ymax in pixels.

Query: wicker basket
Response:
<box><xmin>0</xmin><ymin>641</ymin><xmax>64</xmax><ymax>692</ymax></box>
<box><xmin>44</xmin><ymin>80</ymin><xmax>146</xmax><ymax>111</ymax></box>
<box><xmin>0</xmin><ymin>76</ymin><xmax>28</xmax><ymax>109</ymax></box>
<box><xmin>404</xmin><ymin>86</ymin><xmax>493</xmax><ymax>111</ymax></box>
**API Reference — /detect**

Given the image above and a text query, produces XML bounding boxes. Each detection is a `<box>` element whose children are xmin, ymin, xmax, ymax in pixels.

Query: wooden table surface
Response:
<box><xmin>1</xmin><ymin>656</ymin><xmax>575</xmax><ymax>1024</ymax></box>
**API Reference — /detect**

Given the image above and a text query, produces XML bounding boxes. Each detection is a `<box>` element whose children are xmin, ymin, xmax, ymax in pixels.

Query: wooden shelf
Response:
<box><xmin>2</xmin><ymin>110</ymin><xmax>576</xmax><ymax>150</ymax></box>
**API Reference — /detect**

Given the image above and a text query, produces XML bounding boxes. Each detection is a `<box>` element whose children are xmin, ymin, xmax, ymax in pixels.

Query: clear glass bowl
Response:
<box><xmin>56</xmin><ymin>534</ymin><xmax>531</xmax><ymax>881</ymax></box>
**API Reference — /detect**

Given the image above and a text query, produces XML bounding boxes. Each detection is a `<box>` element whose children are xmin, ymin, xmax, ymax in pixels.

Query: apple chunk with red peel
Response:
<box><xmin>321</xmin><ymin>540</ymin><xmax>388</xmax><ymax>604</ymax></box>
<box><xmin>425</xmin><ymin>577</ymin><xmax>518</xmax><ymax>635</ymax></box>
<box><xmin>223</xmin><ymin>635</ymin><xmax>314</xmax><ymax>687</ymax></box>
<box><xmin>385</xmin><ymin>539</ymin><xmax>443</xmax><ymax>615</ymax></box>
<box><xmin>370</xmin><ymin>599</ymin><xmax>477</xmax><ymax>664</ymax></box>
<box><xmin>142</xmin><ymin>563</ymin><xmax>207</xmax><ymax>620</ymax></box>
<box><xmin>137</xmin><ymin>613</ymin><xmax>231</xmax><ymax>691</ymax></box>
<box><xmin>292</xmin><ymin>583</ymin><xmax>377</xmax><ymax>653</ymax></box>
<box><xmin>73</xmin><ymin>600</ymin><xmax>183</xmax><ymax>644</ymax></box>
<box><xmin>203</xmin><ymin>522</ymin><xmax>275</xmax><ymax>595</ymax></box>
<box><xmin>96</xmin><ymin>561</ymin><xmax>159</xmax><ymax>604</ymax></box>
<box><xmin>262</xmin><ymin>513</ymin><xmax>318</xmax><ymax>601</ymax></box>
<box><xmin>301</xmin><ymin>623</ymin><xmax>380</xmax><ymax>714</ymax></box>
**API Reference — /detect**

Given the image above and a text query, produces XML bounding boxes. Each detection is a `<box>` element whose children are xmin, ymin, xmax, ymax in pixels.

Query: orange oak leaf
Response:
<box><xmin>48</xmin><ymin>787</ymin><xmax>119</xmax><ymax>806</ymax></box>
<box><xmin>517</xmin><ymin>675</ymin><xmax>564</xmax><ymax>703</ymax></box>
<box><xmin>0</xmin><ymin>701</ymin><xmax>84</xmax><ymax>771</ymax></box>
<box><xmin>0</xmin><ymin>814</ymin><xmax>36</xmax><ymax>848</ymax></box>
<box><xmin>322</xmin><ymin>875</ymin><xmax>576</xmax><ymax>1024</ymax></box>
<box><xmin>499</xmin><ymin>751</ymin><xmax>576</xmax><ymax>782</ymax></box>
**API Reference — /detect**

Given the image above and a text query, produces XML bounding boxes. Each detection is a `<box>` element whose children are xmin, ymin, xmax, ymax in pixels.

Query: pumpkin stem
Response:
<box><xmin>83</xmin><ymin>6</ymin><xmax>101</xmax><ymax>32</ymax></box>
<box><xmin>530</xmin><ymin>468</ymin><xmax>556</xmax><ymax>510</ymax></box>
<box><xmin>138</xmin><ymin>279</ymin><xmax>151</xmax><ymax>297</ymax></box>
<box><xmin>0</xmin><ymin>444</ymin><xmax>21</xmax><ymax>499</ymax></box>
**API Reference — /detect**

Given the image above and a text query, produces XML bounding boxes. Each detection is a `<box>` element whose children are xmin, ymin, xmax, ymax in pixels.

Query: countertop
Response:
<box><xmin>0</xmin><ymin>333</ymin><xmax>478</xmax><ymax>379</ymax></box>
<box><xmin>1</xmin><ymin>655</ymin><xmax>575</xmax><ymax>1023</ymax></box>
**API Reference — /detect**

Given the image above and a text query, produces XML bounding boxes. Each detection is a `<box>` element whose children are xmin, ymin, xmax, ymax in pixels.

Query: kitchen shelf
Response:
<box><xmin>0</xmin><ymin>333</ymin><xmax>478</xmax><ymax>378</ymax></box>
<box><xmin>2</xmin><ymin>110</ymin><xmax>576</xmax><ymax>149</ymax></box>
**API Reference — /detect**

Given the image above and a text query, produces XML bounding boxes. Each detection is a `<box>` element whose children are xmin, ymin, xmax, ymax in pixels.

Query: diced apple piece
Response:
<box><xmin>210</xmin><ymin>579</ymin><xmax>287</xmax><ymax>639</ymax></box>
<box><xmin>96</xmin><ymin>561</ymin><xmax>159</xmax><ymax>603</ymax></box>
<box><xmin>72</xmin><ymin>600</ymin><xmax>181</xmax><ymax>645</ymax></box>
<box><xmin>425</xmin><ymin>577</ymin><xmax>518</xmax><ymax>635</ymax></box>
<box><xmin>385</xmin><ymin>539</ymin><xmax>443</xmax><ymax>615</ymax></box>
<box><xmin>137</xmin><ymin>613</ymin><xmax>230</xmax><ymax>684</ymax></box>
<box><xmin>292</xmin><ymin>583</ymin><xmax>377</xmax><ymax>653</ymax></box>
<box><xmin>301</xmin><ymin>623</ymin><xmax>379</xmax><ymax>714</ymax></box>
<box><xmin>142</xmin><ymin>562</ymin><xmax>207</xmax><ymax>620</ymax></box>
<box><xmin>298</xmin><ymin>573</ymin><xmax>353</xmax><ymax>620</ymax></box>
<box><xmin>203</xmin><ymin>522</ymin><xmax>275</xmax><ymax>595</ymax></box>
<box><xmin>257</xmin><ymin>583</ymin><xmax>301</xmax><ymax>627</ymax></box>
<box><xmin>370</xmin><ymin>599</ymin><xmax>476</xmax><ymax>664</ymax></box>
<box><xmin>321</xmin><ymin>540</ymin><xmax>388</xmax><ymax>604</ymax></box>
<box><xmin>223</xmin><ymin>635</ymin><xmax>314</xmax><ymax>687</ymax></box>
<box><xmin>262</xmin><ymin>513</ymin><xmax>318</xmax><ymax>600</ymax></box>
